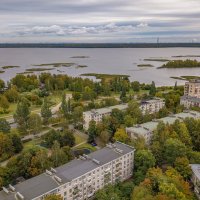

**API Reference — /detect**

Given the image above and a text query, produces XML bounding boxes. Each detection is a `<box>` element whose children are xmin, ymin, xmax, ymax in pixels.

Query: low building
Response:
<box><xmin>0</xmin><ymin>142</ymin><xmax>135</xmax><ymax>200</ymax></box>
<box><xmin>180</xmin><ymin>96</ymin><xmax>200</xmax><ymax>108</ymax></box>
<box><xmin>126</xmin><ymin>110</ymin><xmax>200</xmax><ymax>144</ymax></box>
<box><xmin>140</xmin><ymin>98</ymin><xmax>165</xmax><ymax>114</ymax></box>
<box><xmin>83</xmin><ymin>104</ymin><xmax>128</xmax><ymax>130</ymax></box>
<box><xmin>191</xmin><ymin>164</ymin><xmax>200</xmax><ymax>200</ymax></box>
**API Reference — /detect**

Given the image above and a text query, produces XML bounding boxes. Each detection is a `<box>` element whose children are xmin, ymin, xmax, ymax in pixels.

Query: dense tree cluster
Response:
<box><xmin>160</xmin><ymin>59</ymin><xmax>200</xmax><ymax>68</ymax></box>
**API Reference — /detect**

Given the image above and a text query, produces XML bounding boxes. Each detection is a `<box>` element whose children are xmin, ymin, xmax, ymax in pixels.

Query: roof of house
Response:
<box><xmin>126</xmin><ymin>110</ymin><xmax>200</xmax><ymax>137</ymax></box>
<box><xmin>0</xmin><ymin>142</ymin><xmax>134</xmax><ymax>200</ymax></box>
<box><xmin>181</xmin><ymin>95</ymin><xmax>200</xmax><ymax>103</ymax></box>
<box><xmin>83</xmin><ymin>104</ymin><xmax>128</xmax><ymax>115</ymax></box>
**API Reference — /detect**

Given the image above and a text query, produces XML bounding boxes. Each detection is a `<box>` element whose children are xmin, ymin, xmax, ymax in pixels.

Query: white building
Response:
<box><xmin>83</xmin><ymin>99</ymin><xmax>165</xmax><ymax>130</ymax></box>
<box><xmin>180</xmin><ymin>80</ymin><xmax>200</xmax><ymax>109</ymax></box>
<box><xmin>140</xmin><ymin>98</ymin><xmax>165</xmax><ymax>115</ymax></box>
<box><xmin>83</xmin><ymin>104</ymin><xmax>128</xmax><ymax>130</ymax></box>
<box><xmin>191</xmin><ymin>164</ymin><xmax>200</xmax><ymax>200</ymax></box>
<box><xmin>0</xmin><ymin>142</ymin><xmax>135</xmax><ymax>200</ymax></box>
<box><xmin>184</xmin><ymin>79</ymin><xmax>200</xmax><ymax>98</ymax></box>
<box><xmin>180</xmin><ymin>96</ymin><xmax>200</xmax><ymax>109</ymax></box>
<box><xmin>126</xmin><ymin>110</ymin><xmax>200</xmax><ymax>144</ymax></box>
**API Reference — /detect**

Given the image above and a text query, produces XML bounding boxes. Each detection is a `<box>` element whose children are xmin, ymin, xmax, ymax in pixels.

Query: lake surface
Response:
<box><xmin>0</xmin><ymin>48</ymin><xmax>200</xmax><ymax>86</ymax></box>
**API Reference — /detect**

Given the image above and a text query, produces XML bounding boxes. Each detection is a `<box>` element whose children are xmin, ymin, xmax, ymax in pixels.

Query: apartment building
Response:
<box><xmin>140</xmin><ymin>98</ymin><xmax>165</xmax><ymax>115</ymax></box>
<box><xmin>83</xmin><ymin>99</ymin><xmax>165</xmax><ymax>130</ymax></box>
<box><xmin>180</xmin><ymin>80</ymin><xmax>200</xmax><ymax>108</ymax></box>
<box><xmin>83</xmin><ymin>104</ymin><xmax>128</xmax><ymax>130</ymax></box>
<box><xmin>0</xmin><ymin>142</ymin><xmax>135</xmax><ymax>200</ymax></box>
<box><xmin>126</xmin><ymin>110</ymin><xmax>200</xmax><ymax>144</ymax></box>
<box><xmin>184</xmin><ymin>79</ymin><xmax>200</xmax><ymax>98</ymax></box>
<box><xmin>191</xmin><ymin>164</ymin><xmax>200</xmax><ymax>200</ymax></box>
<box><xmin>180</xmin><ymin>96</ymin><xmax>200</xmax><ymax>108</ymax></box>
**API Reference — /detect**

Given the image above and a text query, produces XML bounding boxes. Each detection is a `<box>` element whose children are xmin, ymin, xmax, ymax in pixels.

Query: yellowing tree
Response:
<box><xmin>113</xmin><ymin>128</ymin><xmax>129</xmax><ymax>143</ymax></box>
<box><xmin>44</xmin><ymin>194</ymin><xmax>63</xmax><ymax>200</ymax></box>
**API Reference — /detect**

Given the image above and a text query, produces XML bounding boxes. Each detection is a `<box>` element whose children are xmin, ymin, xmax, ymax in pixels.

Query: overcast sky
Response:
<box><xmin>0</xmin><ymin>0</ymin><xmax>200</xmax><ymax>43</ymax></box>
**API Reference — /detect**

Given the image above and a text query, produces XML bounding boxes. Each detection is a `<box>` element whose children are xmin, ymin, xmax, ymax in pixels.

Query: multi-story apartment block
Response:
<box><xmin>140</xmin><ymin>98</ymin><xmax>165</xmax><ymax>115</ymax></box>
<box><xmin>83</xmin><ymin>104</ymin><xmax>128</xmax><ymax>130</ymax></box>
<box><xmin>126</xmin><ymin>110</ymin><xmax>200</xmax><ymax>144</ymax></box>
<box><xmin>181</xmin><ymin>80</ymin><xmax>200</xmax><ymax>108</ymax></box>
<box><xmin>83</xmin><ymin>99</ymin><xmax>165</xmax><ymax>130</ymax></box>
<box><xmin>180</xmin><ymin>96</ymin><xmax>200</xmax><ymax>108</ymax></box>
<box><xmin>0</xmin><ymin>142</ymin><xmax>135</xmax><ymax>200</ymax></box>
<box><xmin>191</xmin><ymin>164</ymin><xmax>200</xmax><ymax>200</ymax></box>
<box><xmin>184</xmin><ymin>79</ymin><xmax>200</xmax><ymax>98</ymax></box>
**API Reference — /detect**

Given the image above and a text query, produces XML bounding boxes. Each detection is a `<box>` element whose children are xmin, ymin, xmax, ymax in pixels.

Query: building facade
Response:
<box><xmin>0</xmin><ymin>142</ymin><xmax>135</xmax><ymax>200</ymax></box>
<box><xmin>180</xmin><ymin>96</ymin><xmax>200</xmax><ymax>108</ymax></box>
<box><xmin>126</xmin><ymin>110</ymin><xmax>200</xmax><ymax>145</ymax></box>
<box><xmin>181</xmin><ymin>80</ymin><xmax>200</xmax><ymax>108</ymax></box>
<box><xmin>184</xmin><ymin>80</ymin><xmax>200</xmax><ymax>98</ymax></box>
<box><xmin>83</xmin><ymin>99</ymin><xmax>165</xmax><ymax>130</ymax></box>
<box><xmin>191</xmin><ymin>164</ymin><xmax>200</xmax><ymax>200</ymax></box>
<box><xmin>83</xmin><ymin>104</ymin><xmax>128</xmax><ymax>130</ymax></box>
<box><xmin>140</xmin><ymin>98</ymin><xmax>165</xmax><ymax>115</ymax></box>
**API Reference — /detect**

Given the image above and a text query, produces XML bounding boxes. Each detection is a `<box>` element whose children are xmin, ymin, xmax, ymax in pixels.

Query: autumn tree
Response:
<box><xmin>44</xmin><ymin>194</ymin><xmax>63</xmax><ymax>200</ymax></box>
<box><xmin>113</xmin><ymin>128</ymin><xmax>129</xmax><ymax>143</ymax></box>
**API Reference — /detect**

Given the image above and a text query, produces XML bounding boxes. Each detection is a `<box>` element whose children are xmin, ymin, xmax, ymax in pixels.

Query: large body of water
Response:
<box><xmin>0</xmin><ymin>48</ymin><xmax>200</xmax><ymax>86</ymax></box>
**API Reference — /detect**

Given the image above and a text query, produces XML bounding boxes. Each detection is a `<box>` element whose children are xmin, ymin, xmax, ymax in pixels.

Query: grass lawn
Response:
<box><xmin>23</xmin><ymin>138</ymin><xmax>44</xmax><ymax>151</ymax></box>
<box><xmin>74</xmin><ymin>132</ymin><xmax>87</xmax><ymax>145</ymax></box>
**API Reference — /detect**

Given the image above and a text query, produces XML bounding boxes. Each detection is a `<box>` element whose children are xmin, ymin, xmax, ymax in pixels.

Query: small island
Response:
<box><xmin>171</xmin><ymin>76</ymin><xmax>200</xmax><ymax>81</ymax></box>
<box><xmin>81</xmin><ymin>73</ymin><xmax>130</xmax><ymax>82</ymax></box>
<box><xmin>33</xmin><ymin>63</ymin><xmax>75</xmax><ymax>68</ymax></box>
<box><xmin>137</xmin><ymin>64</ymin><xmax>154</xmax><ymax>67</ymax></box>
<box><xmin>158</xmin><ymin>59</ymin><xmax>200</xmax><ymax>69</ymax></box>
<box><xmin>0</xmin><ymin>70</ymin><xmax>5</xmax><ymax>73</ymax></box>
<box><xmin>76</xmin><ymin>65</ymin><xmax>88</xmax><ymax>68</ymax></box>
<box><xmin>172</xmin><ymin>55</ymin><xmax>200</xmax><ymax>58</ymax></box>
<box><xmin>26</xmin><ymin>68</ymin><xmax>54</xmax><ymax>72</ymax></box>
<box><xmin>71</xmin><ymin>56</ymin><xmax>89</xmax><ymax>58</ymax></box>
<box><xmin>2</xmin><ymin>66</ymin><xmax>20</xmax><ymax>69</ymax></box>
<box><xmin>144</xmin><ymin>58</ymin><xmax>170</xmax><ymax>62</ymax></box>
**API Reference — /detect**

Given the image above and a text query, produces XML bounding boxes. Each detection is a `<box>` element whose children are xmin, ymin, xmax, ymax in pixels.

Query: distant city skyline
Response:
<box><xmin>0</xmin><ymin>0</ymin><xmax>200</xmax><ymax>43</ymax></box>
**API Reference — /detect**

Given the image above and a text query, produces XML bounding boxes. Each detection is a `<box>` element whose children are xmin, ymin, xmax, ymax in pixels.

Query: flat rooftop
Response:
<box><xmin>0</xmin><ymin>142</ymin><xmax>134</xmax><ymax>200</ymax></box>
<box><xmin>84</xmin><ymin>104</ymin><xmax>128</xmax><ymax>115</ymax></box>
<box><xmin>126</xmin><ymin>110</ymin><xmax>200</xmax><ymax>136</ymax></box>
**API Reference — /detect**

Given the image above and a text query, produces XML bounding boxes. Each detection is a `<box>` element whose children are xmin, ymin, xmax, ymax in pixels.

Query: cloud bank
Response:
<box><xmin>0</xmin><ymin>0</ymin><xmax>200</xmax><ymax>42</ymax></box>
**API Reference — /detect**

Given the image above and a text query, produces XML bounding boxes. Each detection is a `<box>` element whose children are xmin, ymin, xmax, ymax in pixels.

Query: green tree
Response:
<box><xmin>127</xmin><ymin>101</ymin><xmax>143</xmax><ymax>124</ymax></box>
<box><xmin>61</xmin><ymin>93</ymin><xmax>69</xmax><ymax>119</ymax></box>
<box><xmin>0</xmin><ymin>95</ymin><xmax>9</xmax><ymax>113</ymax></box>
<box><xmin>0</xmin><ymin>79</ymin><xmax>5</xmax><ymax>90</ymax></box>
<box><xmin>174</xmin><ymin>157</ymin><xmax>192</xmax><ymax>180</ymax></box>
<box><xmin>14</xmin><ymin>98</ymin><xmax>30</xmax><ymax>134</ymax></box>
<box><xmin>124</xmin><ymin>115</ymin><xmax>135</xmax><ymax>127</ymax></box>
<box><xmin>149</xmin><ymin>81</ymin><xmax>156</xmax><ymax>96</ymax></box>
<box><xmin>41</xmin><ymin>97</ymin><xmax>52</xmax><ymax>124</ymax></box>
<box><xmin>131</xmin><ymin>81</ymin><xmax>140</xmax><ymax>92</ymax></box>
<box><xmin>72</xmin><ymin>106</ymin><xmax>83</xmax><ymax>127</ymax></box>
<box><xmin>87</xmin><ymin>120</ymin><xmax>97</xmax><ymax>143</ymax></box>
<box><xmin>94</xmin><ymin>185</ymin><xmax>122</xmax><ymax>200</ymax></box>
<box><xmin>0</xmin><ymin>118</ymin><xmax>11</xmax><ymax>133</ymax></box>
<box><xmin>163</xmin><ymin>138</ymin><xmax>187</xmax><ymax>164</ymax></box>
<box><xmin>10</xmin><ymin>133</ymin><xmax>23</xmax><ymax>153</ymax></box>
<box><xmin>134</xmin><ymin>150</ymin><xmax>156</xmax><ymax>184</ymax></box>
<box><xmin>28</xmin><ymin>113</ymin><xmax>42</xmax><ymax>134</ymax></box>
<box><xmin>50</xmin><ymin>141</ymin><xmax>69</xmax><ymax>167</ymax></box>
